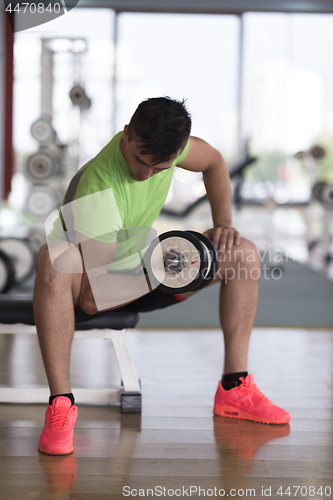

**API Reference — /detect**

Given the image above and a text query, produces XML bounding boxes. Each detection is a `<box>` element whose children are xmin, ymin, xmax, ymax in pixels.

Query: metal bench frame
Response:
<box><xmin>0</xmin><ymin>322</ymin><xmax>142</xmax><ymax>413</ymax></box>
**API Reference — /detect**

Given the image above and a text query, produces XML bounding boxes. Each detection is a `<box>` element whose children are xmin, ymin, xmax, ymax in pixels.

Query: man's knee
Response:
<box><xmin>232</xmin><ymin>239</ymin><xmax>261</xmax><ymax>280</ymax></box>
<box><xmin>35</xmin><ymin>243</ymin><xmax>83</xmax><ymax>304</ymax></box>
<box><xmin>236</xmin><ymin>239</ymin><xmax>260</xmax><ymax>269</ymax></box>
<box><xmin>216</xmin><ymin>238</ymin><xmax>261</xmax><ymax>282</ymax></box>
<box><xmin>228</xmin><ymin>238</ymin><xmax>258</xmax><ymax>262</ymax></box>
<box><xmin>35</xmin><ymin>244</ymin><xmax>55</xmax><ymax>274</ymax></box>
<box><xmin>35</xmin><ymin>245</ymin><xmax>62</xmax><ymax>292</ymax></box>
<box><xmin>36</xmin><ymin>242</ymin><xmax>83</xmax><ymax>275</ymax></box>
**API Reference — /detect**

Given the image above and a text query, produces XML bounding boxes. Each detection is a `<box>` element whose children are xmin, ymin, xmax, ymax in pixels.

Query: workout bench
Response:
<box><xmin>0</xmin><ymin>294</ymin><xmax>142</xmax><ymax>413</ymax></box>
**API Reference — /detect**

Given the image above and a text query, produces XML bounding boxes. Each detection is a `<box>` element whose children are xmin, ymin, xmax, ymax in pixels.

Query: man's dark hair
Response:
<box><xmin>128</xmin><ymin>97</ymin><xmax>192</xmax><ymax>164</ymax></box>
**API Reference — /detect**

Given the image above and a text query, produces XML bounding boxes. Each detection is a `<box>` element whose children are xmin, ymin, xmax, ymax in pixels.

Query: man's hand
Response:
<box><xmin>203</xmin><ymin>226</ymin><xmax>241</xmax><ymax>257</ymax></box>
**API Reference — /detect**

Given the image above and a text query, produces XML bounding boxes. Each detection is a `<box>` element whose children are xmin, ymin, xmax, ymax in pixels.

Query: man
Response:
<box><xmin>34</xmin><ymin>97</ymin><xmax>290</xmax><ymax>456</ymax></box>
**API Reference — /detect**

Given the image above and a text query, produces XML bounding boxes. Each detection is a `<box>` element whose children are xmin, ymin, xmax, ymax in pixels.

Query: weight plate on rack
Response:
<box><xmin>312</xmin><ymin>181</ymin><xmax>327</xmax><ymax>202</ymax></box>
<box><xmin>31</xmin><ymin>117</ymin><xmax>56</xmax><ymax>145</ymax></box>
<box><xmin>0</xmin><ymin>238</ymin><xmax>36</xmax><ymax>284</ymax></box>
<box><xmin>0</xmin><ymin>249</ymin><xmax>15</xmax><ymax>293</ymax></box>
<box><xmin>26</xmin><ymin>152</ymin><xmax>58</xmax><ymax>180</ymax></box>
<box><xmin>321</xmin><ymin>184</ymin><xmax>333</xmax><ymax>207</ymax></box>
<box><xmin>310</xmin><ymin>145</ymin><xmax>325</xmax><ymax>160</ymax></box>
<box><xmin>26</xmin><ymin>186</ymin><xmax>59</xmax><ymax>218</ymax></box>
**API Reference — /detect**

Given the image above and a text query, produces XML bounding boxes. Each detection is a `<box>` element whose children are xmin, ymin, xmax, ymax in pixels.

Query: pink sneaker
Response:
<box><xmin>38</xmin><ymin>396</ymin><xmax>78</xmax><ymax>455</ymax></box>
<box><xmin>213</xmin><ymin>374</ymin><xmax>291</xmax><ymax>425</ymax></box>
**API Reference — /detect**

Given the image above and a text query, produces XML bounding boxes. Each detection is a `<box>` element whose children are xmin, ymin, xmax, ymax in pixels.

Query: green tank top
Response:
<box><xmin>48</xmin><ymin>131</ymin><xmax>189</xmax><ymax>270</ymax></box>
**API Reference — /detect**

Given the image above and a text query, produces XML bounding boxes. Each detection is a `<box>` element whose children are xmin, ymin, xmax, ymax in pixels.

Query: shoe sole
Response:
<box><xmin>38</xmin><ymin>446</ymin><xmax>74</xmax><ymax>456</ymax></box>
<box><xmin>213</xmin><ymin>403</ymin><xmax>290</xmax><ymax>425</ymax></box>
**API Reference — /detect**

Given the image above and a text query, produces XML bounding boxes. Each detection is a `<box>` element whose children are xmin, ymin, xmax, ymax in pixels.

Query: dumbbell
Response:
<box><xmin>144</xmin><ymin>230</ymin><xmax>219</xmax><ymax>294</ymax></box>
<box><xmin>295</xmin><ymin>145</ymin><xmax>326</xmax><ymax>160</ymax></box>
<box><xmin>69</xmin><ymin>85</ymin><xmax>92</xmax><ymax>110</ymax></box>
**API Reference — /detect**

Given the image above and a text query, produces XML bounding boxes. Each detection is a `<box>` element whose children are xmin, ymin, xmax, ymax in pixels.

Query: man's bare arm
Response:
<box><xmin>178</xmin><ymin>136</ymin><xmax>241</xmax><ymax>254</ymax></box>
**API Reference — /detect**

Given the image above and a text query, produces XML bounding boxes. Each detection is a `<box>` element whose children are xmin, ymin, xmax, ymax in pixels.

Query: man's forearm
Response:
<box><xmin>203</xmin><ymin>155</ymin><xmax>232</xmax><ymax>227</ymax></box>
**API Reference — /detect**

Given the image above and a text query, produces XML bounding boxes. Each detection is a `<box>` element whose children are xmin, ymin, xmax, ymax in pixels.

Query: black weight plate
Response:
<box><xmin>322</xmin><ymin>184</ymin><xmax>333</xmax><ymax>206</ymax></box>
<box><xmin>312</xmin><ymin>181</ymin><xmax>327</xmax><ymax>202</ymax></box>
<box><xmin>186</xmin><ymin>231</ymin><xmax>219</xmax><ymax>290</ymax></box>
<box><xmin>144</xmin><ymin>230</ymin><xmax>207</xmax><ymax>294</ymax></box>
<box><xmin>0</xmin><ymin>237</ymin><xmax>36</xmax><ymax>284</ymax></box>
<box><xmin>310</xmin><ymin>145</ymin><xmax>325</xmax><ymax>159</ymax></box>
<box><xmin>0</xmin><ymin>249</ymin><xmax>16</xmax><ymax>293</ymax></box>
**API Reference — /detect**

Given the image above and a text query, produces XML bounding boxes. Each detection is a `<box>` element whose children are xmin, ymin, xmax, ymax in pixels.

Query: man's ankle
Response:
<box><xmin>49</xmin><ymin>393</ymin><xmax>75</xmax><ymax>406</ymax></box>
<box><xmin>221</xmin><ymin>372</ymin><xmax>248</xmax><ymax>390</ymax></box>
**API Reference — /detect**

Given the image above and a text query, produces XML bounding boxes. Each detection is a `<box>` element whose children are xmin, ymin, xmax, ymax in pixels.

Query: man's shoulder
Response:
<box><xmin>78</xmin><ymin>132</ymin><xmax>125</xmax><ymax>183</ymax></box>
<box><xmin>85</xmin><ymin>131</ymin><xmax>123</xmax><ymax>167</ymax></box>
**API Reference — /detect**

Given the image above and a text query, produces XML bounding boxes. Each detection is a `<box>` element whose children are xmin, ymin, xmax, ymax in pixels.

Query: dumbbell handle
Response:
<box><xmin>163</xmin><ymin>250</ymin><xmax>187</xmax><ymax>275</ymax></box>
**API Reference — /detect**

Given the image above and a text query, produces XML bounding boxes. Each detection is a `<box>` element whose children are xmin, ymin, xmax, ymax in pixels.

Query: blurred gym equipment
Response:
<box><xmin>69</xmin><ymin>85</ymin><xmax>92</xmax><ymax>111</ymax></box>
<box><xmin>26</xmin><ymin>150</ymin><xmax>60</xmax><ymax>181</ymax></box>
<box><xmin>161</xmin><ymin>154</ymin><xmax>257</xmax><ymax>217</ymax></box>
<box><xmin>2</xmin><ymin>36</ymin><xmax>93</xmax><ymax>276</ymax></box>
<box><xmin>0</xmin><ymin>237</ymin><xmax>35</xmax><ymax>285</ymax></box>
<box><xmin>311</xmin><ymin>181</ymin><xmax>333</xmax><ymax>264</ymax></box>
<box><xmin>31</xmin><ymin>116</ymin><xmax>57</xmax><ymax>146</ymax></box>
<box><xmin>26</xmin><ymin>185</ymin><xmax>60</xmax><ymax>219</ymax></box>
<box><xmin>0</xmin><ymin>249</ymin><xmax>15</xmax><ymax>293</ymax></box>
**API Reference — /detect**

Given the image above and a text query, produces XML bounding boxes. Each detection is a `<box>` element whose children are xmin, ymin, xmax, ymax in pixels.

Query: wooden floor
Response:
<box><xmin>0</xmin><ymin>328</ymin><xmax>333</xmax><ymax>499</ymax></box>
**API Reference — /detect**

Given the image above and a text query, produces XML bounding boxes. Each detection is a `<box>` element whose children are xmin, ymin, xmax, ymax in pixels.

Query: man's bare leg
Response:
<box><xmin>177</xmin><ymin>237</ymin><xmax>261</xmax><ymax>374</ymax></box>
<box><xmin>33</xmin><ymin>245</ymin><xmax>83</xmax><ymax>396</ymax></box>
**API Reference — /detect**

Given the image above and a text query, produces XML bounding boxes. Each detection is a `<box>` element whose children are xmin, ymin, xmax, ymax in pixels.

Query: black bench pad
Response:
<box><xmin>0</xmin><ymin>294</ymin><xmax>139</xmax><ymax>330</ymax></box>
